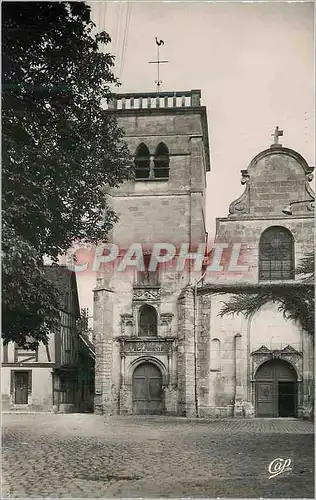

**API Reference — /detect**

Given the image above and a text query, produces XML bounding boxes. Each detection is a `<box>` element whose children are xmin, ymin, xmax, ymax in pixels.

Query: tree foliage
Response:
<box><xmin>2</xmin><ymin>2</ymin><xmax>132</xmax><ymax>347</ymax></box>
<box><xmin>2</xmin><ymin>1</ymin><xmax>132</xmax><ymax>257</ymax></box>
<box><xmin>296</xmin><ymin>250</ymin><xmax>314</xmax><ymax>281</ymax></box>
<box><xmin>2</xmin><ymin>225</ymin><xmax>60</xmax><ymax>348</ymax></box>
<box><xmin>218</xmin><ymin>253</ymin><xmax>315</xmax><ymax>339</ymax></box>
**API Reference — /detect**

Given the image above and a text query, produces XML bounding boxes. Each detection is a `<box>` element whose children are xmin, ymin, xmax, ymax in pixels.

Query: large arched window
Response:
<box><xmin>154</xmin><ymin>143</ymin><xmax>169</xmax><ymax>179</ymax></box>
<box><xmin>259</xmin><ymin>226</ymin><xmax>294</xmax><ymax>281</ymax></box>
<box><xmin>139</xmin><ymin>304</ymin><xmax>157</xmax><ymax>337</ymax></box>
<box><xmin>134</xmin><ymin>143</ymin><xmax>150</xmax><ymax>179</ymax></box>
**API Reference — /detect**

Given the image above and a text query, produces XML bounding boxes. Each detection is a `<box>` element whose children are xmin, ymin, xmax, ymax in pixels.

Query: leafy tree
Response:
<box><xmin>2</xmin><ymin>224</ymin><xmax>60</xmax><ymax>348</ymax></box>
<box><xmin>218</xmin><ymin>252</ymin><xmax>314</xmax><ymax>340</ymax></box>
<box><xmin>2</xmin><ymin>2</ymin><xmax>132</xmax><ymax>347</ymax></box>
<box><xmin>296</xmin><ymin>250</ymin><xmax>314</xmax><ymax>281</ymax></box>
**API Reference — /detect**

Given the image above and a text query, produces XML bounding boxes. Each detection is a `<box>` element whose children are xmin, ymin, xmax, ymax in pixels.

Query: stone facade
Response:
<box><xmin>94</xmin><ymin>92</ymin><xmax>314</xmax><ymax>418</ymax></box>
<box><xmin>196</xmin><ymin>142</ymin><xmax>314</xmax><ymax>419</ymax></box>
<box><xmin>94</xmin><ymin>91</ymin><xmax>209</xmax><ymax>416</ymax></box>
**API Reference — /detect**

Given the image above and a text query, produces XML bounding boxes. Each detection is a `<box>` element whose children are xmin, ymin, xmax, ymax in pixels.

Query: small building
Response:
<box><xmin>1</xmin><ymin>265</ymin><xmax>95</xmax><ymax>413</ymax></box>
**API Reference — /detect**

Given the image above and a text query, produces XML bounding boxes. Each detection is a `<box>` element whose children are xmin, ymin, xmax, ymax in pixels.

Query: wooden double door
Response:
<box><xmin>255</xmin><ymin>359</ymin><xmax>297</xmax><ymax>418</ymax></box>
<box><xmin>132</xmin><ymin>363</ymin><xmax>163</xmax><ymax>415</ymax></box>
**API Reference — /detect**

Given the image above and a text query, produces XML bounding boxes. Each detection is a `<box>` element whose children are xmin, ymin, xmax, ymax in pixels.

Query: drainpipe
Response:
<box><xmin>193</xmin><ymin>271</ymin><xmax>207</xmax><ymax>418</ymax></box>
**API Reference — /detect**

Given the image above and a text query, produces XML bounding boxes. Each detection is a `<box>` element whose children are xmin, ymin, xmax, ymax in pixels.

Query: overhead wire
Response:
<box><xmin>103</xmin><ymin>2</ymin><xmax>107</xmax><ymax>34</ymax></box>
<box><xmin>96</xmin><ymin>2</ymin><xmax>130</xmax><ymax>82</ymax></box>
<box><xmin>113</xmin><ymin>2</ymin><xmax>122</xmax><ymax>68</ymax></box>
<box><xmin>119</xmin><ymin>3</ymin><xmax>132</xmax><ymax>81</ymax></box>
<box><xmin>98</xmin><ymin>2</ymin><xmax>108</xmax><ymax>54</ymax></box>
<box><xmin>101</xmin><ymin>2</ymin><xmax>107</xmax><ymax>54</ymax></box>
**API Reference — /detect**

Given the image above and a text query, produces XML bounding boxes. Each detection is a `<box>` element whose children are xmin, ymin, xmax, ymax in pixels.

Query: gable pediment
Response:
<box><xmin>229</xmin><ymin>146</ymin><xmax>314</xmax><ymax>218</ymax></box>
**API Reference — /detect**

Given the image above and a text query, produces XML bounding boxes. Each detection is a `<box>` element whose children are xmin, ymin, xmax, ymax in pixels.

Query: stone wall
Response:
<box><xmin>228</xmin><ymin>146</ymin><xmax>314</xmax><ymax>218</ymax></box>
<box><xmin>177</xmin><ymin>287</ymin><xmax>196</xmax><ymax>417</ymax></box>
<box><xmin>195</xmin><ymin>290</ymin><xmax>314</xmax><ymax>418</ymax></box>
<box><xmin>212</xmin><ymin>217</ymin><xmax>314</xmax><ymax>284</ymax></box>
<box><xmin>94</xmin><ymin>100</ymin><xmax>209</xmax><ymax>416</ymax></box>
<box><xmin>196</xmin><ymin>145</ymin><xmax>314</xmax><ymax>419</ymax></box>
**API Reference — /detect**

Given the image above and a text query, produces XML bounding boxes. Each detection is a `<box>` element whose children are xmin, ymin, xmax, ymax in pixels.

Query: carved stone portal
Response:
<box><xmin>118</xmin><ymin>338</ymin><xmax>174</xmax><ymax>355</ymax></box>
<box><xmin>251</xmin><ymin>344</ymin><xmax>302</xmax><ymax>381</ymax></box>
<box><xmin>133</xmin><ymin>287</ymin><xmax>160</xmax><ymax>301</ymax></box>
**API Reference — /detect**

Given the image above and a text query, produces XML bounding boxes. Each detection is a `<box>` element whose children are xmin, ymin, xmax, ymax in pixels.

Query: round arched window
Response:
<box><xmin>259</xmin><ymin>226</ymin><xmax>294</xmax><ymax>281</ymax></box>
<box><xmin>134</xmin><ymin>143</ymin><xmax>150</xmax><ymax>179</ymax></box>
<box><xmin>154</xmin><ymin>143</ymin><xmax>169</xmax><ymax>179</ymax></box>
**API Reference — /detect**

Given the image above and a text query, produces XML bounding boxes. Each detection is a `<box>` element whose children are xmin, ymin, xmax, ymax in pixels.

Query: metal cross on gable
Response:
<box><xmin>271</xmin><ymin>126</ymin><xmax>284</xmax><ymax>145</ymax></box>
<box><xmin>148</xmin><ymin>37</ymin><xmax>169</xmax><ymax>94</ymax></box>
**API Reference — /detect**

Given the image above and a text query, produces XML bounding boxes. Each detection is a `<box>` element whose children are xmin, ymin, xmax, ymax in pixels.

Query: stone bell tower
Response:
<box><xmin>93</xmin><ymin>90</ymin><xmax>210</xmax><ymax>416</ymax></box>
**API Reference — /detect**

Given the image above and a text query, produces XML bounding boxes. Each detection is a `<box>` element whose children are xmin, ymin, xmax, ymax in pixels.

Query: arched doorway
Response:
<box><xmin>255</xmin><ymin>359</ymin><xmax>297</xmax><ymax>417</ymax></box>
<box><xmin>132</xmin><ymin>363</ymin><xmax>163</xmax><ymax>415</ymax></box>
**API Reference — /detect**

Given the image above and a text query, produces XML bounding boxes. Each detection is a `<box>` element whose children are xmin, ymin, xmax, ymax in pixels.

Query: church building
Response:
<box><xmin>93</xmin><ymin>90</ymin><xmax>314</xmax><ymax>419</ymax></box>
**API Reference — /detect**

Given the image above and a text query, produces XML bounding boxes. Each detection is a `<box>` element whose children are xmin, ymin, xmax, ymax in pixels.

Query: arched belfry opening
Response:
<box><xmin>134</xmin><ymin>143</ymin><xmax>150</xmax><ymax>179</ymax></box>
<box><xmin>255</xmin><ymin>359</ymin><xmax>297</xmax><ymax>417</ymax></box>
<box><xmin>154</xmin><ymin>142</ymin><xmax>170</xmax><ymax>178</ymax></box>
<box><xmin>138</xmin><ymin>304</ymin><xmax>157</xmax><ymax>337</ymax></box>
<box><xmin>259</xmin><ymin>226</ymin><xmax>295</xmax><ymax>281</ymax></box>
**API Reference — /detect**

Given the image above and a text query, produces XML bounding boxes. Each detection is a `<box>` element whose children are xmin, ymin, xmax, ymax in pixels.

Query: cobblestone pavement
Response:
<box><xmin>2</xmin><ymin>414</ymin><xmax>314</xmax><ymax>498</ymax></box>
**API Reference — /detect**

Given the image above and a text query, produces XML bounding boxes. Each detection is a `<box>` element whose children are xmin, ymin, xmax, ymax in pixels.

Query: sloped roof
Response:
<box><xmin>44</xmin><ymin>264</ymin><xmax>80</xmax><ymax>317</ymax></box>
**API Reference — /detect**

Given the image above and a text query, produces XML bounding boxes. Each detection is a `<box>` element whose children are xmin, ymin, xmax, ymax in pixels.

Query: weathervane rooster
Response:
<box><xmin>148</xmin><ymin>38</ymin><xmax>168</xmax><ymax>93</ymax></box>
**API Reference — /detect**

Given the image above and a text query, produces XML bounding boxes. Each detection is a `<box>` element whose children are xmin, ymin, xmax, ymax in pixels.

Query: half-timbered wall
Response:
<box><xmin>1</xmin><ymin>266</ymin><xmax>93</xmax><ymax>413</ymax></box>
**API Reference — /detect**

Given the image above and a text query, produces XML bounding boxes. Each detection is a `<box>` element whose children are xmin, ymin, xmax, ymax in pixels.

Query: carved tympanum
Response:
<box><xmin>133</xmin><ymin>288</ymin><xmax>160</xmax><ymax>301</ymax></box>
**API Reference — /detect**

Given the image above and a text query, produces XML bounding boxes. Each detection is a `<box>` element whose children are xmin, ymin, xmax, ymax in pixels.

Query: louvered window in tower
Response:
<box><xmin>139</xmin><ymin>304</ymin><xmax>157</xmax><ymax>337</ymax></box>
<box><xmin>259</xmin><ymin>226</ymin><xmax>295</xmax><ymax>281</ymax></box>
<box><xmin>154</xmin><ymin>143</ymin><xmax>169</xmax><ymax>179</ymax></box>
<box><xmin>134</xmin><ymin>143</ymin><xmax>150</xmax><ymax>179</ymax></box>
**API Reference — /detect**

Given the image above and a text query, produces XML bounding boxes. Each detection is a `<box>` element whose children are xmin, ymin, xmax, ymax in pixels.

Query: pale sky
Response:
<box><xmin>78</xmin><ymin>0</ymin><xmax>314</xmax><ymax>316</ymax></box>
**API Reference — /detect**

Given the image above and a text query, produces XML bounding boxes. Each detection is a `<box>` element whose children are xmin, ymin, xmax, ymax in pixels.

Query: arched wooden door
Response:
<box><xmin>132</xmin><ymin>363</ymin><xmax>163</xmax><ymax>415</ymax></box>
<box><xmin>255</xmin><ymin>359</ymin><xmax>297</xmax><ymax>417</ymax></box>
